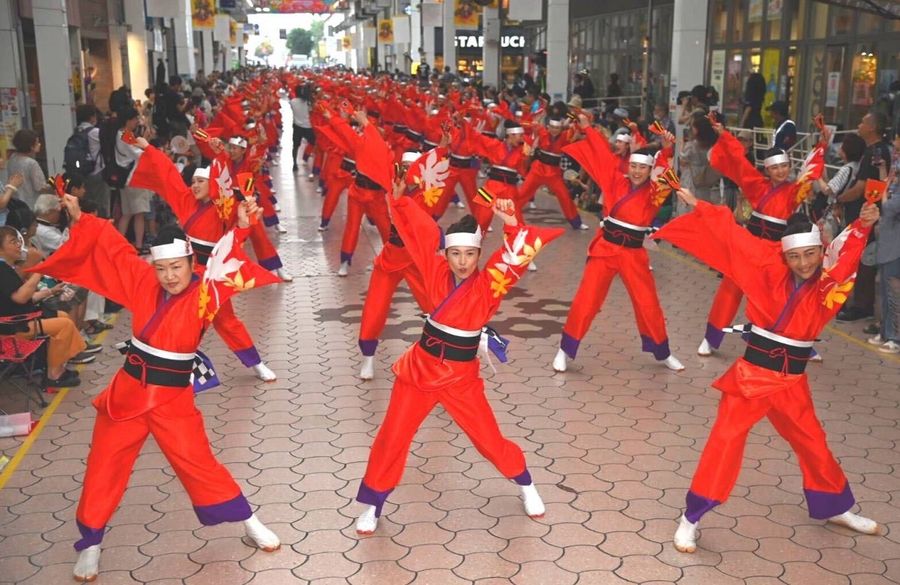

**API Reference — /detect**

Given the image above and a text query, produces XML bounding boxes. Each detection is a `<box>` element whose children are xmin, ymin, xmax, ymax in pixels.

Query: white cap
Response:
<box><xmin>444</xmin><ymin>225</ymin><xmax>483</xmax><ymax>249</ymax></box>
<box><xmin>193</xmin><ymin>166</ymin><xmax>211</xmax><ymax>180</ymax></box>
<box><xmin>228</xmin><ymin>137</ymin><xmax>248</xmax><ymax>148</ymax></box>
<box><xmin>629</xmin><ymin>153</ymin><xmax>655</xmax><ymax>167</ymax></box>
<box><xmin>764</xmin><ymin>152</ymin><xmax>790</xmax><ymax>167</ymax></box>
<box><xmin>401</xmin><ymin>151</ymin><xmax>421</xmax><ymax>164</ymax></box>
<box><xmin>781</xmin><ymin>224</ymin><xmax>822</xmax><ymax>252</ymax></box>
<box><xmin>150</xmin><ymin>237</ymin><xmax>193</xmax><ymax>261</ymax></box>
<box><xmin>506</xmin><ymin>126</ymin><xmax>525</xmax><ymax>135</ymax></box>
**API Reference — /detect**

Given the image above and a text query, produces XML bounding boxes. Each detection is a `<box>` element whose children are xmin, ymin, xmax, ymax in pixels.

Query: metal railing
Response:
<box><xmin>725</xmin><ymin>125</ymin><xmax>853</xmax><ymax>178</ymax></box>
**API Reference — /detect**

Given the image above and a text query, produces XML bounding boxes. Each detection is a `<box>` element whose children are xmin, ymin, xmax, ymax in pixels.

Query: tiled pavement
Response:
<box><xmin>2</xmin><ymin>111</ymin><xmax>900</xmax><ymax>584</ymax></box>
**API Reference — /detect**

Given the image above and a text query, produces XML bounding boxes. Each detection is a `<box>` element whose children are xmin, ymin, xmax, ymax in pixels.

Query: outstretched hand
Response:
<box><xmin>676</xmin><ymin>188</ymin><xmax>698</xmax><ymax>208</ymax></box>
<box><xmin>493</xmin><ymin>198</ymin><xmax>518</xmax><ymax>226</ymax></box>
<box><xmin>60</xmin><ymin>193</ymin><xmax>82</xmax><ymax>224</ymax></box>
<box><xmin>237</xmin><ymin>199</ymin><xmax>262</xmax><ymax>228</ymax></box>
<box><xmin>859</xmin><ymin>202</ymin><xmax>880</xmax><ymax>228</ymax></box>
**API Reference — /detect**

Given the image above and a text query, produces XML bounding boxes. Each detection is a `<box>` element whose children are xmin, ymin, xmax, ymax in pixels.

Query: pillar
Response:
<box><xmin>441</xmin><ymin>0</ymin><xmax>455</xmax><ymax>73</ymax></box>
<box><xmin>33</xmin><ymin>0</ymin><xmax>74</xmax><ymax>174</ymax></box>
<box><xmin>482</xmin><ymin>5</ymin><xmax>500</xmax><ymax>88</ymax></box>
<box><xmin>201</xmin><ymin>30</ymin><xmax>214</xmax><ymax>76</ymax></box>
<box><xmin>410</xmin><ymin>0</ymin><xmax>421</xmax><ymax>71</ymax></box>
<box><xmin>0</xmin><ymin>0</ymin><xmax>25</xmax><ymax>172</ymax></box>
<box><xmin>174</xmin><ymin>0</ymin><xmax>196</xmax><ymax>77</ymax></box>
<box><xmin>123</xmin><ymin>0</ymin><xmax>149</xmax><ymax>98</ymax></box>
<box><xmin>669</xmin><ymin>0</ymin><xmax>707</xmax><ymax>109</ymax></box>
<box><xmin>545</xmin><ymin>0</ymin><xmax>569</xmax><ymax>102</ymax></box>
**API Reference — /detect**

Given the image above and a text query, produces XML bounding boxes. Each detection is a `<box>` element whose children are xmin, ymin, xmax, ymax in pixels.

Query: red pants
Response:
<box><xmin>248</xmin><ymin>219</ymin><xmax>282</xmax><ymax>270</ymax></box>
<box><xmin>362</xmin><ymin>379</ymin><xmax>527</xmax><ymax>494</ymax></box>
<box><xmin>561</xmin><ymin>251</ymin><xmax>670</xmax><ymax>360</ymax></box>
<box><xmin>339</xmin><ymin>187</ymin><xmax>391</xmax><ymax>263</ymax></box>
<box><xmin>76</xmin><ymin>388</ymin><xmax>248</xmax><ymax>549</ymax></box>
<box><xmin>518</xmin><ymin>168</ymin><xmax>581</xmax><ymax>226</ymax></box>
<box><xmin>358</xmin><ymin>264</ymin><xmax>429</xmax><ymax>355</ymax></box>
<box><xmin>686</xmin><ymin>379</ymin><xmax>851</xmax><ymax>522</ymax></box>
<box><xmin>212</xmin><ymin>299</ymin><xmax>260</xmax><ymax>366</ymax></box>
<box><xmin>703</xmin><ymin>277</ymin><xmax>743</xmax><ymax>349</ymax></box>
<box><xmin>320</xmin><ymin>156</ymin><xmax>353</xmax><ymax>226</ymax></box>
<box><xmin>437</xmin><ymin>168</ymin><xmax>483</xmax><ymax>223</ymax></box>
<box><xmin>479</xmin><ymin>179</ymin><xmax>518</xmax><ymax>230</ymax></box>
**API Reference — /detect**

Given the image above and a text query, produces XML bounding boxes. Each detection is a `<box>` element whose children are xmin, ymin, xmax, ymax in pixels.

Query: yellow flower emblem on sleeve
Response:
<box><xmin>215</xmin><ymin>196</ymin><xmax>235</xmax><ymax>221</ymax></box>
<box><xmin>223</xmin><ymin>271</ymin><xmax>256</xmax><ymax>293</ymax></box>
<box><xmin>198</xmin><ymin>280</ymin><xmax>215</xmax><ymax>321</ymax></box>
<box><xmin>488</xmin><ymin>267</ymin><xmax>513</xmax><ymax>298</ymax></box>
<box><xmin>423</xmin><ymin>186</ymin><xmax>443</xmax><ymax>208</ymax></box>
<box><xmin>823</xmin><ymin>280</ymin><xmax>854</xmax><ymax>310</ymax></box>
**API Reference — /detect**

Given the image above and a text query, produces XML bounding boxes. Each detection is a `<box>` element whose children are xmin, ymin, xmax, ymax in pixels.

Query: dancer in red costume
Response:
<box><xmin>128</xmin><ymin>137</ymin><xmax>278</xmax><ymax>381</ymax></box>
<box><xmin>655</xmin><ymin>188</ymin><xmax>880</xmax><ymax>553</ymax></box>
<box><xmin>312</xmin><ymin>106</ymin><xmax>355</xmax><ymax>232</ymax></box>
<box><xmin>552</xmin><ymin>115</ymin><xmax>684</xmax><ymax>372</ymax></box>
<box><xmin>519</xmin><ymin>116</ymin><xmax>590</xmax><ymax>230</ymax></box>
<box><xmin>355</xmin><ymin>191</ymin><xmax>564</xmax><ymax>534</ymax></box>
<box><xmin>697</xmin><ymin>124</ymin><xmax>825</xmax><ymax>356</ymax></box>
<box><xmin>33</xmin><ymin>195</ymin><xmax>282</xmax><ymax>582</ymax></box>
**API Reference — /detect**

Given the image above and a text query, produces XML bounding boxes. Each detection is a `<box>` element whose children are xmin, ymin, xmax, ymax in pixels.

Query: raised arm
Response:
<box><xmin>818</xmin><ymin>204</ymin><xmax>878</xmax><ymax>314</ymax></box>
<box><xmin>562</xmin><ymin>125</ymin><xmax>623</xmax><ymax>197</ymax></box>
<box><xmin>128</xmin><ymin>144</ymin><xmax>198</xmax><ymax>223</ymax></box>
<box><xmin>708</xmin><ymin>131</ymin><xmax>770</xmax><ymax>204</ymax></box>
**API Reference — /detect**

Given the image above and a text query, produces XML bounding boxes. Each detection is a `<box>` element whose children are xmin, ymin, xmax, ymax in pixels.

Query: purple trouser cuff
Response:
<box><xmin>359</xmin><ymin>339</ymin><xmax>379</xmax><ymax>356</ymax></box>
<box><xmin>263</xmin><ymin>215</ymin><xmax>279</xmax><ymax>227</ymax></box>
<box><xmin>642</xmin><ymin>335</ymin><xmax>671</xmax><ymax>360</ymax></box>
<box><xmin>560</xmin><ymin>332</ymin><xmax>580</xmax><ymax>359</ymax></box>
<box><xmin>74</xmin><ymin>520</ymin><xmax>105</xmax><ymax>551</ymax></box>
<box><xmin>705</xmin><ymin>322</ymin><xmax>726</xmax><ymax>349</ymax></box>
<box><xmin>366</xmin><ymin>216</ymin><xmax>376</xmax><ymax>227</ymax></box>
<box><xmin>805</xmin><ymin>482</ymin><xmax>854</xmax><ymax>519</ymax></box>
<box><xmin>313</xmin><ymin>166</ymin><xmax>321</xmax><ymax>175</ymax></box>
<box><xmin>320</xmin><ymin>217</ymin><xmax>331</xmax><ymax>228</ymax></box>
<box><xmin>568</xmin><ymin>215</ymin><xmax>584</xmax><ymax>229</ymax></box>
<box><xmin>512</xmin><ymin>469</ymin><xmax>532</xmax><ymax>486</ymax></box>
<box><xmin>685</xmin><ymin>490</ymin><xmax>720</xmax><ymax>524</ymax></box>
<box><xmin>258</xmin><ymin>255</ymin><xmax>283</xmax><ymax>270</ymax></box>
<box><xmin>340</xmin><ymin>251</ymin><xmax>353</xmax><ymax>264</ymax></box>
<box><xmin>234</xmin><ymin>346</ymin><xmax>262</xmax><ymax>367</ymax></box>
<box><xmin>194</xmin><ymin>493</ymin><xmax>252</xmax><ymax>525</ymax></box>
<box><xmin>357</xmin><ymin>482</ymin><xmax>393</xmax><ymax>517</ymax></box>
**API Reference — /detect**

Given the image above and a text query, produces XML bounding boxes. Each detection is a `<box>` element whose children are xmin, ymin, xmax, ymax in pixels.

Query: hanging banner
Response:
<box><xmin>454</xmin><ymin>0</ymin><xmax>480</xmax><ymax>28</ymax></box>
<box><xmin>710</xmin><ymin>50</ymin><xmax>726</xmax><ymax>109</ymax></box>
<box><xmin>507</xmin><ymin>0</ymin><xmax>541</xmax><ymax>21</ymax></box>
<box><xmin>342</xmin><ymin>35</ymin><xmax>352</xmax><ymax>51</ymax></box>
<box><xmin>214</xmin><ymin>14</ymin><xmax>231</xmax><ymax>42</ymax></box>
<box><xmin>230</xmin><ymin>20</ymin><xmax>238</xmax><ymax>45</ymax></box>
<box><xmin>392</xmin><ymin>15</ymin><xmax>410</xmax><ymax>44</ymax></box>
<box><xmin>422</xmin><ymin>3</ymin><xmax>441</xmax><ymax>28</ymax></box>
<box><xmin>191</xmin><ymin>0</ymin><xmax>216</xmax><ymax>29</ymax></box>
<box><xmin>363</xmin><ymin>27</ymin><xmax>376</xmax><ymax>49</ymax></box>
<box><xmin>377</xmin><ymin>19</ymin><xmax>394</xmax><ymax>44</ymax></box>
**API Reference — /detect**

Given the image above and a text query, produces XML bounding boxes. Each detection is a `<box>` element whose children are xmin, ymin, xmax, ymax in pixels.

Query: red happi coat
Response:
<box><xmin>30</xmin><ymin>214</ymin><xmax>280</xmax><ymax>421</ymax></box>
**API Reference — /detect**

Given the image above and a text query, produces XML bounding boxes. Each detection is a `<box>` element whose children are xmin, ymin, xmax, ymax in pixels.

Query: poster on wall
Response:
<box><xmin>454</xmin><ymin>0</ymin><xmax>480</xmax><ymax>28</ymax></box>
<box><xmin>767</xmin><ymin>0</ymin><xmax>783</xmax><ymax>20</ymax></box>
<box><xmin>748</xmin><ymin>0</ymin><xmax>763</xmax><ymax>22</ymax></box>
<box><xmin>191</xmin><ymin>0</ymin><xmax>216</xmax><ymax>29</ymax></box>
<box><xmin>826</xmin><ymin>72</ymin><xmax>840</xmax><ymax>108</ymax></box>
<box><xmin>710</xmin><ymin>50</ymin><xmax>726</xmax><ymax>111</ymax></box>
<box><xmin>377</xmin><ymin>19</ymin><xmax>393</xmax><ymax>44</ymax></box>
<box><xmin>0</xmin><ymin>88</ymin><xmax>22</xmax><ymax>168</ymax></box>
<box><xmin>761</xmin><ymin>48</ymin><xmax>781</xmax><ymax>125</ymax></box>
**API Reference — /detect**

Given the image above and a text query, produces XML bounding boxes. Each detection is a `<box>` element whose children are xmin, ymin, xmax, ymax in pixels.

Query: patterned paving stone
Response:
<box><xmin>2</xmin><ymin>102</ymin><xmax>900</xmax><ymax>585</ymax></box>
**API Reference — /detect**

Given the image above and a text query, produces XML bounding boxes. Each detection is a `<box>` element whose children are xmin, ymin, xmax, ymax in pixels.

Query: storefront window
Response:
<box><xmin>829</xmin><ymin>6</ymin><xmax>853</xmax><ymax>36</ymax></box>
<box><xmin>723</xmin><ymin>51</ymin><xmax>745</xmax><ymax>125</ymax></box>
<box><xmin>788</xmin><ymin>0</ymin><xmax>804</xmax><ymax>40</ymax></box>
<box><xmin>857</xmin><ymin>13</ymin><xmax>882</xmax><ymax>36</ymax></box>
<box><xmin>746</xmin><ymin>0</ymin><xmax>763</xmax><ymax>42</ymax></box>
<box><xmin>802</xmin><ymin>45</ymin><xmax>827</xmax><ymax>125</ymax></box>
<box><xmin>850</xmin><ymin>46</ymin><xmax>877</xmax><ymax>124</ymax></box>
<box><xmin>710</xmin><ymin>0</ymin><xmax>728</xmax><ymax>43</ymax></box>
<box><xmin>767</xmin><ymin>0</ymin><xmax>783</xmax><ymax>41</ymax></box>
<box><xmin>734</xmin><ymin>0</ymin><xmax>745</xmax><ymax>41</ymax></box>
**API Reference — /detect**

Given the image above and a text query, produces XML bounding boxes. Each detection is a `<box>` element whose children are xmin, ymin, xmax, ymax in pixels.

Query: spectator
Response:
<box><xmin>290</xmin><ymin>84</ymin><xmax>313</xmax><ymax>172</ymax></box>
<box><xmin>73</xmin><ymin>104</ymin><xmax>111</xmax><ymax>218</ymax></box>
<box><xmin>677</xmin><ymin>86</ymin><xmax>710</xmax><ymax>126</ymax></box>
<box><xmin>767</xmin><ymin>100</ymin><xmax>796</xmax><ymax>150</ymax></box>
<box><xmin>647</xmin><ymin>103</ymin><xmax>676</xmax><ymax>150</ymax></box>
<box><xmin>0</xmin><ymin>173</ymin><xmax>25</xmax><ymax>225</ymax></box>
<box><xmin>32</xmin><ymin>193</ymin><xmax>69</xmax><ymax>256</ymax></box>
<box><xmin>606</xmin><ymin>73</ymin><xmax>622</xmax><ymax>107</ymax></box>
<box><xmin>6</xmin><ymin>129</ymin><xmax>46</xmax><ymax>209</ymax></box>
<box><xmin>155</xmin><ymin>58</ymin><xmax>166</xmax><ymax>90</ymax></box>
<box><xmin>573</xmin><ymin>70</ymin><xmax>595</xmax><ymax>101</ymax></box>
<box><xmin>813</xmin><ymin>133</ymin><xmax>865</xmax><ymax>226</ymax></box>
<box><xmin>0</xmin><ymin>225</ymin><xmax>88</xmax><ymax>387</ymax></box>
<box><xmin>679</xmin><ymin>112</ymin><xmax>722</xmax><ymax>205</ymax></box>
<box><xmin>108</xmin><ymin>85</ymin><xmax>133</xmax><ymax>116</ymax></box>
<box><xmin>115</xmin><ymin>107</ymin><xmax>152</xmax><ymax>252</ymax></box>
<box><xmin>837</xmin><ymin>111</ymin><xmax>891</xmax><ymax>322</ymax></box>
<box><xmin>741</xmin><ymin>72</ymin><xmax>766</xmax><ymax>129</ymax></box>
<box><xmin>869</xmin><ymin>127</ymin><xmax>900</xmax><ymax>353</ymax></box>
<box><xmin>143</xmin><ymin>87</ymin><xmax>156</xmax><ymax>122</ymax></box>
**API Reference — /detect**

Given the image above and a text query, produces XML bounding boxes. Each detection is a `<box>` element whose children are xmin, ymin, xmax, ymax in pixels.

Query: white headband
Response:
<box><xmin>616</xmin><ymin>134</ymin><xmax>633</xmax><ymax>144</ymax></box>
<box><xmin>548</xmin><ymin>119</ymin><xmax>562</xmax><ymax>128</ymax></box>
<box><xmin>764</xmin><ymin>153</ymin><xmax>790</xmax><ymax>167</ymax></box>
<box><xmin>629</xmin><ymin>153</ymin><xmax>655</xmax><ymax>167</ymax></box>
<box><xmin>445</xmin><ymin>226</ymin><xmax>483</xmax><ymax>249</ymax></box>
<box><xmin>401</xmin><ymin>151</ymin><xmax>421</xmax><ymax>164</ymax></box>
<box><xmin>430</xmin><ymin>109</ymin><xmax>439</xmax><ymax>115</ymax></box>
<box><xmin>781</xmin><ymin>224</ymin><xmax>822</xmax><ymax>252</ymax></box>
<box><xmin>228</xmin><ymin>137</ymin><xmax>248</xmax><ymax>148</ymax></box>
<box><xmin>506</xmin><ymin>126</ymin><xmax>524</xmax><ymax>135</ymax></box>
<box><xmin>193</xmin><ymin>167</ymin><xmax>210</xmax><ymax>180</ymax></box>
<box><xmin>150</xmin><ymin>237</ymin><xmax>193</xmax><ymax>261</ymax></box>
<box><xmin>245</xmin><ymin>122</ymin><xmax>257</xmax><ymax>130</ymax></box>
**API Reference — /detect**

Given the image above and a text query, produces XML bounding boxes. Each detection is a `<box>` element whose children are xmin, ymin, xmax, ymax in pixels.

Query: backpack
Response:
<box><xmin>63</xmin><ymin>126</ymin><xmax>96</xmax><ymax>174</ymax></box>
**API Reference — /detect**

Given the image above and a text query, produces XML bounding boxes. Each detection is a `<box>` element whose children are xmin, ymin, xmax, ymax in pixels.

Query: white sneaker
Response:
<box><xmin>356</xmin><ymin>504</ymin><xmax>378</xmax><ymax>535</ymax></box>
<box><xmin>316</xmin><ymin>186</ymin><xmax>323</xmax><ymax>194</ymax></box>
<box><xmin>809</xmin><ymin>351</ymin><xmax>823</xmax><ymax>362</ymax></box>
<box><xmin>520</xmin><ymin>483</ymin><xmax>545</xmax><ymax>518</ymax></box>
<box><xmin>487</xmin><ymin>225</ymin><xmax>494</xmax><ymax>232</ymax></box>
<box><xmin>307</xmin><ymin>173</ymin><xmax>314</xmax><ymax>180</ymax></box>
<box><xmin>317</xmin><ymin>224</ymin><xmax>329</xmax><ymax>232</ymax></box>
<box><xmin>454</xmin><ymin>200</ymin><xmax>466</xmax><ymax>208</ymax></box>
<box><xmin>528</xmin><ymin>201</ymin><xmax>537</xmax><ymax>210</ymax></box>
<box><xmin>868</xmin><ymin>334</ymin><xmax>886</xmax><ymax>346</ymax></box>
<box><xmin>244</xmin><ymin>514</ymin><xmax>281</xmax><ymax>551</ymax></box>
<box><xmin>827</xmin><ymin>511</ymin><xmax>879</xmax><ymax>535</ymax></box>
<box><xmin>274</xmin><ymin>204</ymin><xmax>282</xmax><ymax>212</ymax></box>
<box><xmin>552</xmin><ymin>348</ymin><xmax>568</xmax><ymax>372</ymax></box>
<box><xmin>252</xmin><ymin>362</ymin><xmax>277</xmax><ymax>382</ymax></box>
<box><xmin>337</xmin><ymin>261</ymin><xmax>350</xmax><ymax>277</ymax></box>
<box><xmin>527</xmin><ymin>261</ymin><xmax>538</xmax><ymax>272</ymax></box>
<box><xmin>73</xmin><ymin>545</ymin><xmax>101</xmax><ymax>582</ymax></box>
<box><xmin>577</xmin><ymin>223</ymin><xmax>590</xmax><ymax>230</ymax></box>
<box><xmin>662</xmin><ymin>355</ymin><xmax>685</xmax><ymax>371</ymax></box>
<box><xmin>275</xmin><ymin>223</ymin><xmax>288</xmax><ymax>234</ymax></box>
<box><xmin>879</xmin><ymin>340</ymin><xmax>900</xmax><ymax>354</ymax></box>
<box><xmin>276</xmin><ymin>268</ymin><xmax>294</xmax><ymax>282</ymax></box>
<box><xmin>674</xmin><ymin>515</ymin><xmax>698</xmax><ymax>553</ymax></box>
<box><xmin>697</xmin><ymin>339</ymin><xmax>713</xmax><ymax>357</ymax></box>
<box><xmin>359</xmin><ymin>356</ymin><xmax>375</xmax><ymax>380</ymax></box>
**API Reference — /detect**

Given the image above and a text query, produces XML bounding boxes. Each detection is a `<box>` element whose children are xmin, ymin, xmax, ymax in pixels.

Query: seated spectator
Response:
<box><xmin>0</xmin><ymin>225</ymin><xmax>88</xmax><ymax>388</ymax></box>
<box><xmin>0</xmin><ymin>173</ymin><xmax>25</xmax><ymax>225</ymax></box>
<box><xmin>6</xmin><ymin>129</ymin><xmax>46</xmax><ymax>209</ymax></box>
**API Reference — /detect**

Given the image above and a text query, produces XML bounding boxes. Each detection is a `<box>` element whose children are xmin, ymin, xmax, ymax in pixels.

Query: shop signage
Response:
<box><xmin>455</xmin><ymin>34</ymin><xmax>526</xmax><ymax>49</ymax></box>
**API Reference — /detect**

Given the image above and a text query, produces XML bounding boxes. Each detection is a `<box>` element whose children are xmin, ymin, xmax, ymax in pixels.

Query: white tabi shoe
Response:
<box><xmin>244</xmin><ymin>514</ymin><xmax>281</xmax><ymax>551</ymax></box>
<box><xmin>674</xmin><ymin>515</ymin><xmax>698</xmax><ymax>553</ymax></box>
<box><xmin>662</xmin><ymin>355</ymin><xmax>685</xmax><ymax>371</ymax></box>
<box><xmin>316</xmin><ymin>186</ymin><xmax>323</xmax><ymax>194</ymax></box>
<box><xmin>356</xmin><ymin>504</ymin><xmax>378</xmax><ymax>535</ymax></box>
<box><xmin>809</xmin><ymin>350</ymin><xmax>823</xmax><ymax>363</ymax></box>
<box><xmin>337</xmin><ymin>261</ymin><xmax>350</xmax><ymax>277</ymax></box>
<box><xmin>577</xmin><ymin>223</ymin><xmax>590</xmax><ymax>230</ymax></box>
<box><xmin>252</xmin><ymin>362</ymin><xmax>277</xmax><ymax>382</ymax></box>
<box><xmin>359</xmin><ymin>356</ymin><xmax>375</xmax><ymax>380</ymax></box>
<box><xmin>275</xmin><ymin>223</ymin><xmax>288</xmax><ymax>234</ymax></box>
<box><xmin>827</xmin><ymin>511</ymin><xmax>879</xmax><ymax>535</ymax></box>
<box><xmin>697</xmin><ymin>339</ymin><xmax>713</xmax><ymax>357</ymax></box>
<box><xmin>317</xmin><ymin>224</ymin><xmax>329</xmax><ymax>232</ymax></box>
<box><xmin>307</xmin><ymin>173</ymin><xmax>315</xmax><ymax>180</ymax></box>
<box><xmin>276</xmin><ymin>268</ymin><xmax>294</xmax><ymax>282</ymax></box>
<box><xmin>527</xmin><ymin>261</ymin><xmax>538</xmax><ymax>272</ymax></box>
<box><xmin>274</xmin><ymin>203</ymin><xmax>282</xmax><ymax>213</ymax></box>
<box><xmin>73</xmin><ymin>545</ymin><xmax>101</xmax><ymax>582</ymax></box>
<box><xmin>454</xmin><ymin>200</ymin><xmax>466</xmax><ymax>208</ymax></box>
<box><xmin>520</xmin><ymin>483</ymin><xmax>545</xmax><ymax>518</ymax></box>
<box><xmin>528</xmin><ymin>201</ymin><xmax>537</xmax><ymax>210</ymax></box>
<box><xmin>552</xmin><ymin>348</ymin><xmax>568</xmax><ymax>372</ymax></box>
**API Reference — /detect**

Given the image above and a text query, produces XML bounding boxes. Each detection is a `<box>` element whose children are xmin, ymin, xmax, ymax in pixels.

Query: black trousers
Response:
<box><xmin>292</xmin><ymin>125</ymin><xmax>315</xmax><ymax>165</ymax></box>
